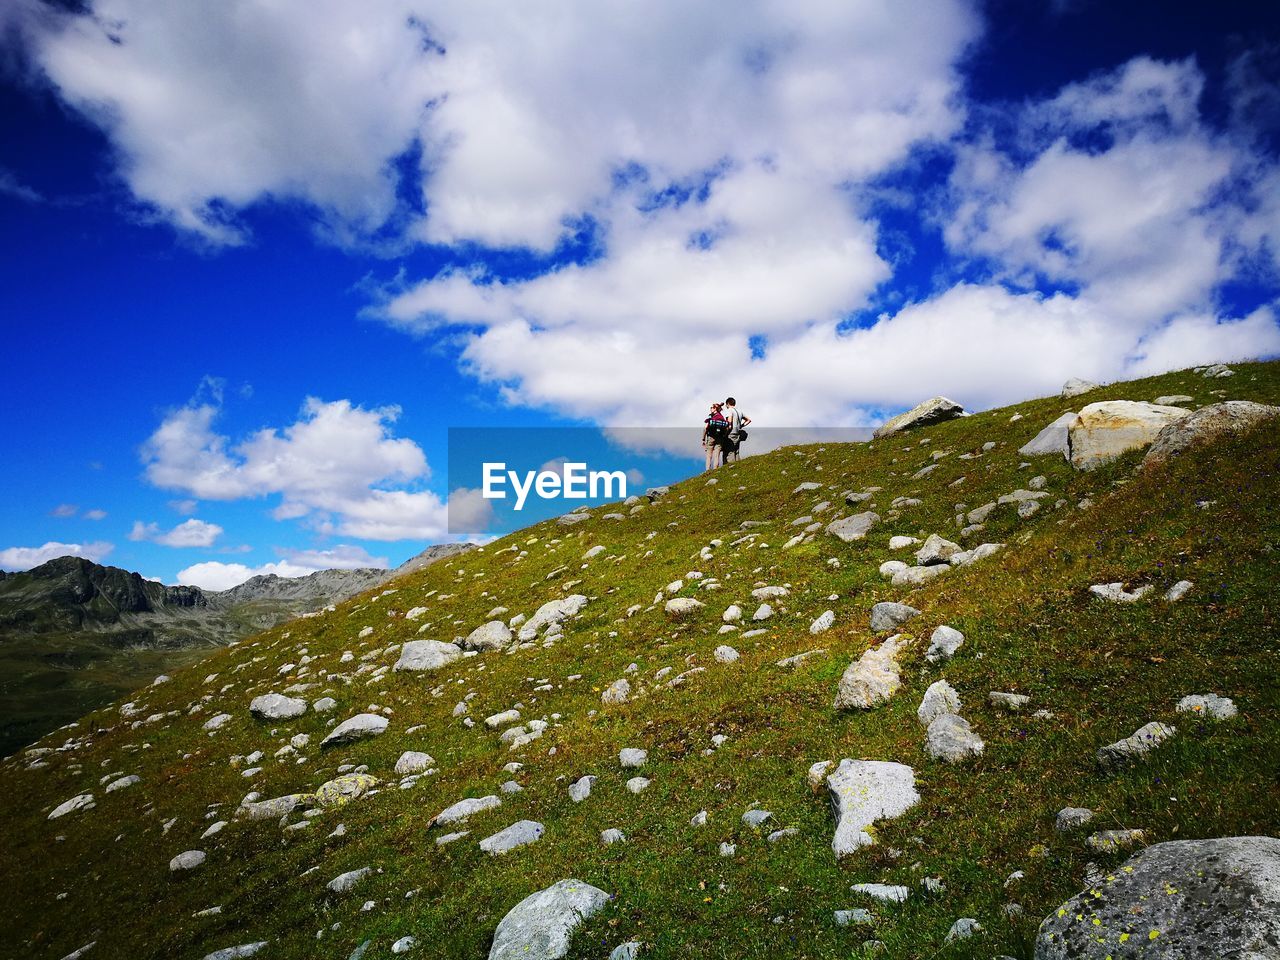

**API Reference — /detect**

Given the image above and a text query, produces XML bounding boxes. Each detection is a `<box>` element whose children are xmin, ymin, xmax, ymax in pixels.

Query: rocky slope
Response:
<box><xmin>1</xmin><ymin>362</ymin><xmax>1277</xmax><ymax>960</ymax></box>
<box><xmin>0</xmin><ymin>544</ymin><xmax>474</xmax><ymax>756</ymax></box>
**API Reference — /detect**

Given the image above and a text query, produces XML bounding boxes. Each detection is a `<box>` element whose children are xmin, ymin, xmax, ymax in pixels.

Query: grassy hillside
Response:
<box><xmin>2</xmin><ymin>363</ymin><xmax>1278</xmax><ymax>960</ymax></box>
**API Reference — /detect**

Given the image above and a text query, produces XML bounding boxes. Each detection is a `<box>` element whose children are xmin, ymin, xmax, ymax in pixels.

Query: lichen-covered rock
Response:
<box><xmin>834</xmin><ymin>635</ymin><xmax>910</xmax><ymax>710</ymax></box>
<box><xmin>873</xmin><ymin>397</ymin><xmax>965</xmax><ymax>439</ymax></box>
<box><xmin>1034</xmin><ymin>837</ymin><xmax>1280</xmax><ymax>959</ymax></box>
<box><xmin>488</xmin><ymin>878</ymin><xmax>610</xmax><ymax>960</ymax></box>
<box><xmin>1176</xmin><ymin>693</ymin><xmax>1237</xmax><ymax>720</ymax></box>
<box><xmin>1143</xmin><ymin>400</ymin><xmax>1280</xmax><ymax>467</ymax></box>
<box><xmin>1068</xmin><ymin>400</ymin><xmax>1191</xmax><ymax>470</ymax></box>
<box><xmin>1096</xmin><ymin>721</ymin><xmax>1175</xmax><ymax>770</ymax></box>
<box><xmin>826</xmin><ymin>758</ymin><xmax>920</xmax><ymax>857</ymax></box>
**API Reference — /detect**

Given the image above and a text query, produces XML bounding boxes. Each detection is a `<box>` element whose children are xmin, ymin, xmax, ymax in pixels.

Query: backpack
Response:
<box><xmin>706</xmin><ymin>415</ymin><xmax>729</xmax><ymax>443</ymax></box>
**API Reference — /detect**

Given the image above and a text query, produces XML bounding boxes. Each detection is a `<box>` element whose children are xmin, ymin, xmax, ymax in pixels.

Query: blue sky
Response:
<box><xmin>1</xmin><ymin>0</ymin><xmax>1278</xmax><ymax>588</ymax></box>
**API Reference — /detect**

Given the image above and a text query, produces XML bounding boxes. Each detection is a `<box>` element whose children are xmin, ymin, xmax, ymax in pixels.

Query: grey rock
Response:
<box><xmin>625</xmin><ymin>777</ymin><xmax>650</xmax><ymax>794</ymax></box>
<box><xmin>315</xmin><ymin>773</ymin><xmax>378</xmax><ymax>807</ymax></box>
<box><xmin>873</xmin><ymin>397</ymin><xmax>966</xmax><ymax>439</ymax></box>
<box><xmin>391</xmin><ymin>937</ymin><xmax>416</xmax><ymax>954</ymax></box>
<box><xmin>1154</xmin><ymin>394</ymin><xmax>1194</xmax><ymax>405</ymax></box>
<box><xmin>601</xmin><ymin>828</ymin><xmax>626</xmax><ymax>846</ymax></box>
<box><xmin>851</xmin><ymin>882</ymin><xmax>910</xmax><ymax>903</ymax></box>
<box><xmin>946</xmin><ymin>918</ymin><xmax>982</xmax><ymax>941</ymax></box>
<box><xmin>1143</xmin><ymin>400</ymin><xmax>1280</xmax><ymax>467</ymax></box>
<box><xmin>394</xmin><ymin>640</ymin><xmax>463</xmax><ymax>672</ymax></box>
<box><xmin>892</xmin><ymin>564</ymin><xmax>950</xmax><ymax>588</ymax></box>
<box><xmin>1055</xmin><ymin>807</ymin><xmax>1094</xmax><ymax>832</ymax></box>
<box><xmin>1069</xmin><ymin>401</ymin><xmax>1191</xmax><ymax>470</ymax></box>
<box><xmin>1165</xmin><ymin>579</ymin><xmax>1194</xmax><ymax>601</ymax></box>
<box><xmin>1086</xmin><ymin>829</ymin><xmax>1146</xmax><ymax>853</ymax></box>
<box><xmin>869</xmin><ymin>602</ymin><xmax>920</xmax><ymax>633</ymax></box>
<box><xmin>826</xmin><ymin>759</ymin><xmax>920</xmax><ymax>857</ymax></box>
<box><xmin>767</xmin><ymin>828</ymin><xmax>799</xmax><ymax>843</ymax></box>
<box><xmin>480</xmin><ymin>820</ymin><xmax>545</xmax><ymax>855</ymax></box>
<box><xmin>663</xmin><ymin>597</ymin><xmax>704</xmax><ymax>618</ymax></box>
<box><xmin>989</xmin><ymin>691</ymin><xmax>1031</xmax><ymax>711</ymax></box>
<box><xmin>925</xmin><ymin>626</ymin><xmax>964</xmax><ymax>663</ymax></box>
<box><xmin>915</xmin><ymin>534</ymin><xmax>961</xmax><ymax>566</ymax></box>
<box><xmin>609</xmin><ymin>942</ymin><xmax>641</xmax><ymax>960</ymax></box>
<box><xmin>518</xmin><ymin>595</ymin><xmax>589</xmax><ymax>640</ymax></box>
<box><xmin>463</xmin><ymin>621</ymin><xmax>514</xmax><ymax>652</ymax></box>
<box><xmin>619</xmin><ymin>748</ymin><xmax>647</xmax><ymax>768</ymax></box>
<box><xmin>917</xmin><ymin>680</ymin><xmax>961</xmax><ymax>727</ymax></box>
<box><xmin>742</xmin><ymin>809</ymin><xmax>773</xmax><ymax>829</ymax></box>
<box><xmin>327</xmin><ymin>866</ymin><xmax>372</xmax><ymax>894</ymax></box>
<box><xmin>601</xmin><ymin>678</ymin><xmax>631</xmax><ymax>705</ymax></box>
<box><xmin>312</xmin><ymin>696</ymin><xmax>337</xmax><ymax>712</ymax></box>
<box><xmin>1097</xmin><ymin>721</ymin><xmax>1176</xmax><ymax>770</ymax></box>
<box><xmin>238</xmin><ymin>794</ymin><xmax>306</xmax><ymax>820</ymax></box>
<box><xmin>1089</xmin><ymin>582</ymin><xmax>1153</xmax><ymax>602</ymax></box>
<box><xmin>395</xmin><ymin>751</ymin><xmax>435</xmax><ymax>775</ymax></box>
<box><xmin>925</xmin><ymin>713</ymin><xmax>984</xmax><ymax>762</ymax></box>
<box><xmin>714</xmin><ymin>645</ymin><xmax>740</xmax><ymax>663</ymax></box>
<box><xmin>105</xmin><ymin>774</ymin><xmax>139</xmax><ymax>793</ymax></box>
<box><xmin>433</xmin><ymin>795</ymin><xmax>502</xmax><ymax>826</ymax></box>
<box><xmin>809</xmin><ymin>610</ymin><xmax>835</xmax><ymax>634</ymax></box>
<box><xmin>826</xmin><ymin>511</ymin><xmax>881</xmax><ymax>542</ymax></box>
<box><xmin>488</xmin><ymin>878</ymin><xmax>609</xmax><ymax>960</ymax></box>
<box><xmin>568</xmin><ymin>776</ymin><xmax>596</xmax><ymax>802</ymax></box>
<box><xmin>249</xmin><ymin>693</ymin><xmax>307</xmax><ymax>720</ymax></box>
<box><xmin>320</xmin><ymin>713</ymin><xmax>388</xmax><ymax>748</ymax></box>
<box><xmin>834</xmin><ymin>909</ymin><xmax>874</xmax><ymax>926</ymax></box>
<box><xmin>1034</xmin><ymin>837</ymin><xmax>1280</xmax><ymax>959</ymax></box>
<box><xmin>834</xmin><ymin>635</ymin><xmax>910</xmax><ymax>710</ymax></box>
<box><xmin>169</xmin><ymin>850</ymin><xmax>206</xmax><ymax>871</ymax></box>
<box><xmin>1177</xmin><ymin>693</ymin><xmax>1237</xmax><ymax>720</ymax></box>
<box><xmin>203</xmin><ymin>713</ymin><xmax>232</xmax><ymax>731</ymax></box>
<box><xmin>1060</xmin><ymin>377</ymin><xmax>1099</xmax><ymax>398</ymax></box>
<box><xmin>202</xmin><ymin>945</ymin><xmax>269</xmax><ymax>960</ymax></box>
<box><xmin>48</xmin><ymin>794</ymin><xmax>95</xmax><ymax>819</ymax></box>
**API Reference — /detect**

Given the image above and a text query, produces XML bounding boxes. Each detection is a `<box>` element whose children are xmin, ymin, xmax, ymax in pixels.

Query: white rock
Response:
<box><xmin>170</xmin><ymin>850</ymin><xmax>206</xmax><ymax>871</ymax></box>
<box><xmin>826</xmin><ymin>512</ymin><xmax>881</xmax><ymax>543</ymax></box>
<box><xmin>619</xmin><ymin>748</ymin><xmax>647</xmax><ymax>768</ymax></box>
<box><xmin>487</xmin><ymin>879</ymin><xmax>609</xmax><ymax>960</ymax></box>
<box><xmin>463</xmin><ymin>621</ymin><xmax>514</xmax><ymax>652</ymax></box>
<box><xmin>1176</xmin><ymin>693</ymin><xmax>1237</xmax><ymax>720</ymax></box>
<box><xmin>714</xmin><ymin>645</ymin><xmax>740</xmax><ymax>663</ymax></box>
<box><xmin>432</xmin><ymin>795</ymin><xmax>502</xmax><ymax>826</ymax></box>
<box><xmin>394</xmin><ymin>640</ymin><xmax>463</xmax><ymax>672</ymax></box>
<box><xmin>479</xmin><ymin>820</ymin><xmax>545</xmax><ymax>855</ymax></box>
<box><xmin>321</xmin><ymin>713</ymin><xmax>389</xmax><ymax>748</ymax></box>
<box><xmin>917</xmin><ymin>680</ymin><xmax>961</xmax><ymax>727</ymax></box>
<box><xmin>249</xmin><ymin>693</ymin><xmax>307</xmax><ymax>720</ymax></box>
<box><xmin>395</xmin><ymin>751</ymin><xmax>435</xmax><ymax>775</ymax></box>
<box><xmin>48</xmin><ymin>794</ymin><xmax>95</xmax><ymax>820</ymax></box>
<box><xmin>1068</xmin><ymin>400</ymin><xmax>1191</xmax><ymax>470</ymax></box>
<box><xmin>809</xmin><ymin>610</ymin><xmax>835</xmax><ymax>634</ymax></box>
<box><xmin>925</xmin><ymin>626</ymin><xmax>964</xmax><ymax>663</ymax></box>
<box><xmin>827</xmin><ymin>759</ymin><xmax>920</xmax><ymax>857</ymax></box>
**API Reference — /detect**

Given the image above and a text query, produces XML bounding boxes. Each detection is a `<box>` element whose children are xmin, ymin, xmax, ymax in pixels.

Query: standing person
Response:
<box><xmin>702</xmin><ymin>402</ymin><xmax>728</xmax><ymax>471</ymax></box>
<box><xmin>723</xmin><ymin>397</ymin><xmax>751</xmax><ymax>464</ymax></box>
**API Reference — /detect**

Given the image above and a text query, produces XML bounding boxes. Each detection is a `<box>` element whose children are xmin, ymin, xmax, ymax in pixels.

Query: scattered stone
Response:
<box><xmin>917</xmin><ymin>680</ymin><xmax>961</xmax><ymax>727</ymax></box>
<box><xmin>203</xmin><ymin>713</ymin><xmax>232</xmax><ymax>732</ymax></box>
<box><xmin>826</xmin><ymin>759</ymin><xmax>920</xmax><ymax>857</ymax></box>
<box><xmin>834</xmin><ymin>909</ymin><xmax>873</xmax><ymax>926</ymax></box>
<box><xmin>463</xmin><ymin>621</ymin><xmax>514</xmax><ymax>652</ymax></box>
<box><xmin>619</xmin><ymin>748</ymin><xmax>647</xmax><ymax>768</ymax></box>
<box><xmin>105</xmin><ymin>774</ymin><xmax>139</xmax><ymax>793</ymax></box>
<box><xmin>1068</xmin><ymin>400</ymin><xmax>1190</xmax><ymax>470</ymax></box>
<box><xmin>879</xmin><ymin>560</ymin><xmax>907</xmax><ymax>578</ymax></box>
<box><xmin>1085</xmin><ymin>829</ymin><xmax>1146</xmax><ymax>853</ymax></box>
<box><xmin>809</xmin><ymin>611</ymin><xmax>835</xmax><ymax>634</ymax></box>
<box><xmin>777</xmin><ymin>649</ymin><xmax>826</xmax><ymax>668</ymax></box>
<box><xmin>169</xmin><ymin>850</ymin><xmax>206</xmax><ymax>872</ymax></box>
<box><xmin>925</xmin><ymin>626</ymin><xmax>964</xmax><ymax>663</ymax></box>
<box><xmin>742</xmin><ymin>809</ymin><xmax>773</xmax><ymax>829</ymax></box>
<box><xmin>834</xmin><ymin>635</ymin><xmax>910</xmax><ymax>710</ymax></box>
<box><xmin>395</xmin><ymin>751</ymin><xmax>435</xmax><ymax>776</ymax></box>
<box><xmin>316</xmin><ymin>773</ymin><xmax>378</xmax><ymax>807</ymax></box>
<box><xmin>626</xmin><ymin>777</ymin><xmax>650</xmax><ymax>794</ymax></box>
<box><xmin>327</xmin><ymin>867</ymin><xmax>372</xmax><ymax>894</ymax></box>
<box><xmin>1097</xmin><ymin>721</ymin><xmax>1176</xmax><ymax>770</ymax></box>
<box><xmin>851</xmin><ymin>883</ymin><xmax>909</xmax><ymax>903</ymax></box>
<box><xmin>1165</xmin><ymin>579</ymin><xmax>1194</xmax><ymax>601</ymax></box>
<box><xmin>722</xmin><ymin>604</ymin><xmax>742</xmax><ymax>623</ymax></box>
<box><xmin>480</xmin><ymin>820</ymin><xmax>545</xmax><ymax>855</ymax></box>
<box><xmin>1055</xmin><ymin>808</ymin><xmax>1093</xmax><ymax>832</ymax></box>
<box><xmin>432</xmin><ymin>795</ymin><xmax>502</xmax><ymax>826</ymax></box>
<box><xmin>989</xmin><ymin>691</ymin><xmax>1031</xmax><ymax>711</ymax></box>
<box><xmin>1199</xmin><ymin>362</ymin><xmax>1235</xmax><ymax>378</ymax></box>
<box><xmin>249</xmin><ymin>694</ymin><xmax>307</xmax><ymax>721</ymax></box>
<box><xmin>601</xmin><ymin>828</ymin><xmax>626</xmax><ymax>846</ymax></box>
<box><xmin>1154</xmin><ymin>394</ymin><xmax>1194</xmax><ymax>405</ymax></box>
<box><xmin>391</xmin><ymin>937</ymin><xmax>416</xmax><ymax>954</ymax></box>
<box><xmin>487</xmin><ymin>878</ymin><xmax>609</xmax><ymax>960</ymax></box>
<box><xmin>869</xmin><ymin>602</ymin><xmax>920</xmax><ymax>633</ymax></box>
<box><xmin>925</xmin><ymin>714</ymin><xmax>984</xmax><ymax>762</ymax></box>
<box><xmin>601</xmin><ymin>679</ymin><xmax>631</xmax><ymax>705</ymax></box>
<box><xmin>1177</xmin><ymin>693</ymin><xmax>1237</xmax><ymax>720</ymax></box>
<box><xmin>313</xmin><ymin>697</ymin><xmax>337</xmax><ymax>713</ymax></box>
<box><xmin>915</xmin><ymin>534</ymin><xmax>961</xmax><ymax>566</ymax></box>
<box><xmin>486</xmin><ymin>709</ymin><xmax>522</xmax><ymax>730</ymax></box>
<box><xmin>873</xmin><ymin>397</ymin><xmax>966</xmax><ymax>439</ymax></box>
<box><xmin>394</xmin><ymin>640</ymin><xmax>463</xmax><ymax>672</ymax></box>
<box><xmin>202</xmin><ymin>945</ymin><xmax>268</xmax><ymax>960</ymax></box>
<box><xmin>664</xmin><ymin>597</ymin><xmax>704</xmax><ymax>618</ymax></box>
<box><xmin>714</xmin><ymin>645</ymin><xmax>740</xmax><ymax>663</ymax></box>
<box><xmin>827</xmin><ymin>512</ymin><xmax>881</xmax><ymax>542</ymax></box>
<box><xmin>946</xmin><ymin>918</ymin><xmax>982</xmax><ymax>942</ymax></box>
<box><xmin>1035</xmin><ymin>836</ymin><xmax>1280</xmax><ymax>959</ymax></box>
<box><xmin>48</xmin><ymin>794</ymin><xmax>95</xmax><ymax>820</ymax></box>
<box><xmin>569</xmin><ymin>777</ymin><xmax>595</xmax><ymax>803</ymax></box>
<box><xmin>1060</xmin><ymin>377</ymin><xmax>1099</xmax><ymax>398</ymax></box>
<box><xmin>435</xmin><ymin>831</ymin><xmax>469</xmax><ymax>846</ymax></box>
<box><xmin>1088</xmin><ymin>582</ymin><xmax>1153</xmax><ymax>602</ymax></box>
<box><xmin>321</xmin><ymin>714</ymin><xmax>389</xmax><ymax>748</ymax></box>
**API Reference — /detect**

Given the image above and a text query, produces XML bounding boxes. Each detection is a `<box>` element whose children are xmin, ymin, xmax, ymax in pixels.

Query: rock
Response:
<box><xmin>889</xmin><ymin>535</ymin><xmax>921</xmax><ymax>549</ymax></box>
<box><xmin>873</xmin><ymin>397</ymin><xmax>966</xmax><ymax>439</ymax></box>
<box><xmin>394</xmin><ymin>640</ymin><xmax>463</xmax><ymax>672</ymax></box>
<box><xmin>249</xmin><ymin>693</ymin><xmax>307</xmax><ymax>720</ymax></box>
<box><xmin>752</xmin><ymin>603</ymin><xmax>773</xmax><ymax>621</ymax></box>
<box><xmin>719</xmin><ymin>842</ymin><xmax>736</xmax><ymax>857</ymax></box>
<box><xmin>321</xmin><ymin>713</ymin><xmax>389</xmax><ymax>748</ymax></box>
<box><xmin>1097</xmin><ymin>721</ymin><xmax>1176</xmax><ymax>770</ymax></box>
<box><xmin>664</xmin><ymin>597</ymin><xmax>704</xmax><ymax>618</ymax></box>
<box><xmin>105</xmin><ymin>774</ymin><xmax>139</xmax><ymax>793</ymax></box>
<box><xmin>480</xmin><ymin>820</ymin><xmax>545</xmax><ymax>855</ymax></box>
<box><xmin>1034</xmin><ymin>836</ymin><xmax>1280</xmax><ymax>959</ymax></box>
<box><xmin>1085</xmin><ymin>829</ymin><xmax>1146</xmax><ymax>853</ymax></box>
<box><xmin>879</xmin><ymin>560</ymin><xmax>908</xmax><ymax>578</ymax></box>
<box><xmin>601</xmin><ymin>828</ymin><xmax>626</xmax><ymax>846</ymax></box>
<box><xmin>925</xmin><ymin>626</ymin><xmax>964</xmax><ymax>663</ymax></box>
<box><xmin>869</xmin><ymin>602</ymin><xmax>920</xmax><ymax>633</ymax></box>
<box><xmin>915</xmin><ymin>534</ymin><xmax>961</xmax><ymax>566</ymax></box>
<box><xmin>1068</xmin><ymin>400</ymin><xmax>1191</xmax><ymax>470</ymax></box>
<box><xmin>625</xmin><ymin>777</ymin><xmax>650</xmax><ymax>794</ymax></box>
<box><xmin>752</xmin><ymin>586</ymin><xmax>789</xmax><ymax>600</ymax></box>
<box><xmin>601</xmin><ymin>678</ymin><xmax>631</xmax><ymax>705</ymax></box>
<box><xmin>169</xmin><ymin>850</ymin><xmax>206</xmax><ymax>872</ymax></box>
<box><xmin>1089</xmin><ymin>582</ymin><xmax>1153</xmax><ymax>602</ymax></box>
<box><xmin>313</xmin><ymin>697</ymin><xmax>337</xmax><ymax>712</ymax></box>
<box><xmin>203</xmin><ymin>713</ymin><xmax>232</xmax><ymax>731</ymax></box>
<box><xmin>568</xmin><ymin>776</ymin><xmax>595</xmax><ymax>803</ymax></box>
<box><xmin>395</xmin><ymin>751</ymin><xmax>435</xmax><ymax>775</ymax></box>
<box><xmin>925</xmin><ymin>713</ymin><xmax>985</xmax><ymax>762</ymax></box>
<box><xmin>48</xmin><ymin>794</ymin><xmax>95</xmax><ymax>819</ymax></box>
<box><xmin>742</xmin><ymin>809</ymin><xmax>773</xmax><ymax>829</ymax></box>
<box><xmin>714</xmin><ymin>645</ymin><xmax>740</xmax><ymax>663</ymax></box>
<box><xmin>619</xmin><ymin>748</ymin><xmax>647</xmax><ymax>768</ymax></box>
<box><xmin>316</xmin><ymin>773</ymin><xmax>379</xmax><ymax>807</ymax></box>
<box><xmin>1165</xmin><ymin>579</ymin><xmax>1194</xmax><ymax>601</ymax></box>
<box><xmin>891</xmin><ymin>565</ymin><xmax>949</xmax><ymax>587</ymax></box>
<box><xmin>488</xmin><ymin>878</ymin><xmax>609</xmax><ymax>960</ymax></box>
<box><xmin>1055</xmin><ymin>807</ymin><xmax>1093</xmax><ymax>832</ymax></box>
<box><xmin>834</xmin><ymin>635</ymin><xmax>910</xmax><ymax>710</ymax></box>
<box><xmin>826</xmin><ymin>759</ymin><xmax>920</xmax><ymax>857</ymax></box>
<box><xmin>1176</xmin><ymin>693</ymin><xmax>1237</xmax><ymax>720</ymax></box>
<box><xmin>327</xmin><ymin>866</ymin><xmax>372</xmax><ymax>894</ymax></box>
<box><xmin>433</xmin><ymin>795</ymin><xmax>502</xmax><ymax>826</ymax></box>
<box><xmin>238</xmin><ymin>794</ymin><xmax>307</xmax><ymax>820</ymax></box>
<box><xmin>1143</xmin><ymin>400</ymin><xmax>1280</xmax><ymax>467</ymax></box>
<box><xmin>946</xmin><ymin>918</ymin><xmax>982</xmax><ymax>942</ymax></box>
<box><xmin>1199</xmin><ymin>362</ymin><xmax>1236</xmax><ymax>378</ymax></box>
<box><xmin>1060</xmin><ymin>377</ymin><xmax>1099</xmax><ymax>398</ymax></box>
<box><xmin>989</xmin><ymin>691</ymin><xmax>1031</xmax><ymax>711</ymax></box>
<box><xmin>951</xmin><ymin>542</ymin><xmax>1003</xmax><ymax>566</ymax></box>
<box><xmin>826</xmin><ymin>512</ymin><xmax>881</xmax><ymax>542</ymax></box>
<box><xmin>851</xmin><ymin>883</ymin><xmax>910</xmax><ymax>903</ymax></box>
<box><xmin>722</xmin><ymin>604</ymin><xmax>742</xmax><ymax>623</ymax></box>
<box><xmin>486</xmin><ymin>709</ymin><xmax>522</xmax><ymax>729</ymax></box>
<box><xmin>203</xmin><ymin>945</ymin><xmax>269</xmax><ymax>960</ymax></box>
<box><xmin>767</xmin><ymin>828</ymin><xmax>799</xmax><ymax>843</ymax></box>
<box><xmin>463</xmin><ymin>621</ymin><xmax>514</xmax><ymax>652</ymax></box>
<box><xmin>391</xmin><ymin>937</ymin><xmax>416</xmax><ymax>954</ymax></box>
<box><xmin>917</xmin><ymin>680</ymin><xmax>961</xmax><ymax>727</ymax></box>
<box><xmin>809</xmin><ymin>610</ymin><xmax>835</xmax><ymax>634</ymax></box>
<box><xmin>834</xmin><ymin>909</ymin><xmax>874</xmax><ymax>926</ymax></box>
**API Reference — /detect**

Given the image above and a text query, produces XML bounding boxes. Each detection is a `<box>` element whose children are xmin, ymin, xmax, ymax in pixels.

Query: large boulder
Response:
<box><xmin>826</xmin><ymin>759</ymin><xmax>920</xmax><ymax>857</ymax></box>
<box><xmin>394</xmin><ymin>640</ymin><xmax>463</xmax><ymax>672</ymax></box>
<box><xmin>1060</xmin><ymin>377</ymin><xmax>1099</xmax><ymax>398</ymax></box>
<box><xmin>463</xmin><ymin>620</ymin><xmax>514</xmax><ymax>652</ymax></box>
<box><xmin>1068</xmin><ymin>401</ymin><xmax>1191</xmax><ymax>470</ymax></box>
<box><xmin>869</xmin><ymin>601</ymin><xmax>920</xmax><ymax>633</ymax></box>
<box><xmin>488</xmin><ymin>878</ymin><xmax>610</xmax><ymax>960</ymax></box>
<box><xmin>1143</xmin><ymin>400</ymin><xmax>1280</xmax><ymax>467</ymax></box>
<box><xmin>320</xmin><ymin>713</ymin><xmax>389</xmax><ymax>748</ymax></box>
<box><xmin>873</xmin><ymin>397</ymin><xmax>965</xmax><ymax>439</ymax></box>
<box><xmin>834</xmin><ymin>635</ymin><xmax>910</xmax><ymax>710</ymax></box>
<box><xmin>249</xmin><ymin>693</ymin><xmax>307</xmax><ymax>720</ymax></box>
<box><xmin>826</xmin><ymin>511</ymin><xmax>880</xmax><ymax>543</ymax></box>
<box><xmin>1034</xmin><ymin>836</ymin><xmax>1280</xmax><ymax>959</ymax></box>
<box><xmin>1019</xmin><ymin>412</ymin><xmax>1079</xmax><ymax>458</ymax></box>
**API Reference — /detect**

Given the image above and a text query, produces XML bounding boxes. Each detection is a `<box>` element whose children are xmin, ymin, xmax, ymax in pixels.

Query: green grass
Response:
<box><xmin>2</xmin><ymin>363</ymin><xmax>1278</xmax><ymax>959</ymax></box>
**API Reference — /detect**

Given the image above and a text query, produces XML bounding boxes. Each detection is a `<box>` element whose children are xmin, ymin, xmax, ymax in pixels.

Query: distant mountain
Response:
<box><xmin>0</xmin><ymin>542</ymin><xmax>474</xmax><ymax>755</ymax></box>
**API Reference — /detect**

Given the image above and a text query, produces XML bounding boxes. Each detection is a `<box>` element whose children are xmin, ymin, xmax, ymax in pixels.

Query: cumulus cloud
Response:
<box><xmin>0</xmin><ymin>541</ymin><xmax>114</xmax><ymax>571</ymax></box>
<box><xmin>141</xmin><ymin>395</ymin><xmax>452</xmax><ymax>540</ymax></box>
<box><xmin>83</xmin><ymin>509</ymin><xmax>108</xmax><ymax>521</ymax></box>
<box><xmin>128</xmin><ymin>517</ymin><xmax>223</xmax><ymax>548</ymax></box>
<box><xmin>175</xmin><ymin>543</ymin><xmax>389</xmax><ymax>591</ymax></box>
<box><xmin>50</xmin><ymin>503</ymin><xmax>78</xmax><ymax>518</ymax></box>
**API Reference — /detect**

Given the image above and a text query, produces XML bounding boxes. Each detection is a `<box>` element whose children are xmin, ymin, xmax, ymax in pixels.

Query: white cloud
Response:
<box><xmin>83</xmin><ymin>508</ymin><xmax>108</xmax><ymax>521</ymax></box>
<box><xmin>176</xmin><ymin>543</ymin><xmax>389</xmax><ymax>591</ymax></box>
<box><xmin>50</xmin><ymin>503</ymin><xmax>77</xmax><ymax>518</ymax></box>
<box><xmin>128</xmin><ymin>517</ymin><xmax>223</xmax><ymax>548</ymax></box>
<box><xmin>0</xmin><ymin>541</ymin><xmax>114</xmax><ymax>571</ymax></box>
<box><xmin>168</xmin><ymin>499</ymin><xmax>198</xmax><ymax>515</ymax></box>
<box><xmin>141</xmin><ymin>395</ymin><xmax>453</xmax><ymax>541</ymax></box>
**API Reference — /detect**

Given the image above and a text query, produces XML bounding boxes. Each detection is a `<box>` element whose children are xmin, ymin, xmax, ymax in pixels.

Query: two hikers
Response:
<box><xmin>702</xmin><ymin>397</ymin><xmax>752</xmax><ymax>470</ymax></box>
